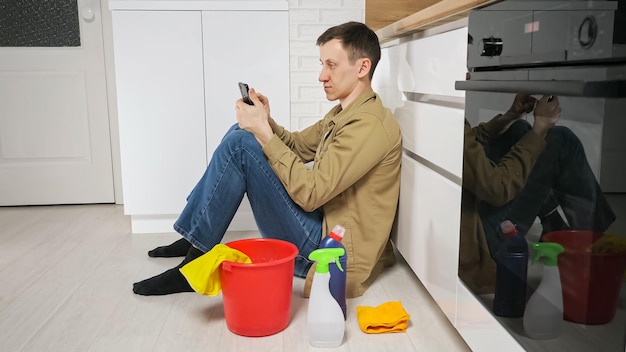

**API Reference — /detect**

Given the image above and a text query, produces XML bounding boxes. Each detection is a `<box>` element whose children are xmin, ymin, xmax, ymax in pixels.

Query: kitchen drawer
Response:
<box><xmin>395</xmin><ymin>101</ymin><xmax>464</xmax><ymax>177</ymax></box>
<box><xmin>400</xmin><ymin>27</ymin><xmax>469</xmax><ymax>98</ymax></box>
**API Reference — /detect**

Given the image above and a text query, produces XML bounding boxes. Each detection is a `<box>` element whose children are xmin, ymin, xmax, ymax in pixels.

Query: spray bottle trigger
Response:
<box><xmin>309</xmin><ymin>248</ymin><xmax>345</xmax><ymax>273</ymax></box>
<box><xmin>335</xmin><ymin>257</ymin><xmax>344</xmax><ymax>272</ymax></box>
<box><xmin>530</xmin><ymin>242</ymin><xmax>564</xmax><ymax>265</ymax></box>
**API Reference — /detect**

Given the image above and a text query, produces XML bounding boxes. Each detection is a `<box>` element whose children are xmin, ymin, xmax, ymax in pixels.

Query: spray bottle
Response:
<box><xmin>319</xmin><ymin>224</ymin><xmax>347</xmax><ymax>319</ymax></box>
<box><xmin>307</xmin><ymin>248</ymin><xmax>345</xmax><ymax>348</ymax></box>
<box><xmin>523</xmin><ymin>242</ymin><xmax>565</xmax><ymax>340</ymax></box>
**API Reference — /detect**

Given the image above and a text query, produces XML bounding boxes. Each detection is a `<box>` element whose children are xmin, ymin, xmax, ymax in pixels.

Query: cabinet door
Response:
<box><xmin>202</xmin><ymin>10</ymin><xmax>290</xmax><ymax>154</ymax></box>
<box><xmin>395</xmin><ymin>154</ymin><xmax>462</xmax><ymax>323</ymax></box>
<box><xmin>201</xmin><ymin>10</ymin><xmax>290</xmax><ymax>231</ymax></box>
<box><xmin>112</xmin><ymin>11</ymin><xmax>207</xmax><ymax>215</ymax></box>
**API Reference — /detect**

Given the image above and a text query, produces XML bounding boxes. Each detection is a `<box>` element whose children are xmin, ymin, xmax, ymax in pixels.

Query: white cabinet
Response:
<box><xmin>201</xmin><ymin>10</ymin><xmax>291</xmax><ymax>157</ymax></box>
<box><xmin>109</xmin><ymin>1</ymin><xmax>290</xmax><ymax>233</ymax></box>
<box><xmin>395</xmin><ymin>154</ymin><xmax>462</xmax><ymax>322</ymax></box>
<box><xmin>375</xmin><ymin>22</ymin><xmax>527</xmax><ymax>351</ymax></box>
<box><xmin>375</xmin><ymin>25</ymin><xmax>467</xmax><ymax>324</ymax></box>
<box><xmin>112</xmin><ymin>10</ymin><xmax>206</xmax><ymax>218</ymax></box>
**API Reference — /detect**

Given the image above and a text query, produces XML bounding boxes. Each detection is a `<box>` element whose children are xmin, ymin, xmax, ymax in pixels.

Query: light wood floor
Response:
<box><xmin>0</xmin><ymin>204</ymin><xmax>470</xmax><ymax>352</ymax></box>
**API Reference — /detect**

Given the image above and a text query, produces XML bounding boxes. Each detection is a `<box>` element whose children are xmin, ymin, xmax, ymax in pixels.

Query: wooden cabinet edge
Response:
<box><xmin>371</xmin><ymin>0</ymin><xmax>501</xmax><ymax>43</ymax></box>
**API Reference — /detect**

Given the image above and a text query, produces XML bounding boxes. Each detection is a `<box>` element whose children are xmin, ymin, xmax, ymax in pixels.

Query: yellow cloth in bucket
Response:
<box><xmin>586</xmin><ymin>234</ymin><xmax>626</xmax><ymax>254</ymax></box>
<box><xmin>586</xmin><ymin>234</ymin><xmax>626</xmax><ymax>281</ymax></box>
<box><xmin>356</xmin><ymin>301</ymin><xmax>411</xmax><ymax>334</ymax></box>
<box><xmin>179</xmin><ymin>244</ymin><xmax>252</xmax><ymax>296</ymax></box>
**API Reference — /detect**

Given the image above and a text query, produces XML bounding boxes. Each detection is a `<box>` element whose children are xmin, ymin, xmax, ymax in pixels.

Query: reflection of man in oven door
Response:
<box><xmin>459</xmin><ymin>93</ymin><xmax>616</xmax><ymax>294</ymax></box>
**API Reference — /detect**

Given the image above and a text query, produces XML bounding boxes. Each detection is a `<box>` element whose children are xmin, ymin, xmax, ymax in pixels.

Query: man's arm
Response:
<box><xmin>264</xmin><ymin>112</ymin><xmax>396</xmax><ymax>212</ymax></box>
<box><xmin>473</xmin><ymin>94</ymin><xmax>537</xmax><ymax>145</ymax></box>
<box><xmin>237</xmin><ymin>88</ymin><xmax>321</xmax><ymax>162</ymax></box>
<box><xmin>464</xmin><ymin>95</ymin><xmax>561</xmax><ymax>206</ymax></box>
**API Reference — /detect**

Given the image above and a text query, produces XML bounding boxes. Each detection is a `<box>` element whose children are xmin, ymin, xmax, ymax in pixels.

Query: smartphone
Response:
<box><xmin>238</xmin><ymin>82</ymin><xmax>253</xmax><ymax>105</ymax></box>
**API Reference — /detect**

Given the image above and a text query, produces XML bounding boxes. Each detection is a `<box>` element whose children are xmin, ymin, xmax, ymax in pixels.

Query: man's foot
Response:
<box><xmin>148</xmin><ymin>238</ymin><xmax>192</xmax><ymax>257</ymax></box>
<box><xmin>133</xmin><ymin>247</ymin><xmax>203</xmax><ymax>296</ymax></box>
<box><xmin>540</xmin><ymin>209</ymin><xmax>569</xmax><ymax>238</ymax></box>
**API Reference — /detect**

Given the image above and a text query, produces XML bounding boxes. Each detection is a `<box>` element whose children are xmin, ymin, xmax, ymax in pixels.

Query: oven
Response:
<box><xmin>455</xmin><ymin>1</ymin><xmax>626</xmax><ymax>350</ymax></box>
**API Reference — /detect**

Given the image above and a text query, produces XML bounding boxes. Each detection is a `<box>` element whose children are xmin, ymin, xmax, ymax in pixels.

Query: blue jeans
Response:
<box><xmin>173</xmin><ymin>124</ymin><xmax>323</xmax><ymax>277</ymax></box>
<box><xmin>479</xmin><ymin>120</ymin><xmax>615</xmax><ymax>256</ymax></box>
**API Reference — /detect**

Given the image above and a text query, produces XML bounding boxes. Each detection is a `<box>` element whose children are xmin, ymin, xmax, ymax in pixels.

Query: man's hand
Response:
<box><xmin>507</xmin><ymin>93</ymin><xmax>537</xmax><ymax>117</ymax></box>
<box><xmin>236</xmin><ymin>88</ymin><xmax>274</xmax><ymax>146</ymax></box>
<box><xmin>532</xmin><ymin>95</ymin><xmax>561</xmax><ymax>137</ymax></box>
<box><xmin>493</xmin><ymin>93</ymin><xmax>538</xmax><ymax>135</ymax></box>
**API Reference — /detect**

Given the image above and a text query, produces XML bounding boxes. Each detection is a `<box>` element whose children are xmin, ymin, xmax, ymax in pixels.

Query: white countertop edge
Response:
<box><xmin>108</xmin><ymin>0</ymin><xmax>288</xmax><ymax>11</ymax></box>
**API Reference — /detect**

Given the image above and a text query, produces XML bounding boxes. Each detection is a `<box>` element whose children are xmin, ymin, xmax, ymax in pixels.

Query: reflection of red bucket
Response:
<box><xmin>542</xmin><ymin>230</ymin><xmax>626</xmax><ymax>325</ymax></box>
<box><xmin>220</xmin><ymin>238</ymin><xmax>298</xmax><ymax>336</ymax></box>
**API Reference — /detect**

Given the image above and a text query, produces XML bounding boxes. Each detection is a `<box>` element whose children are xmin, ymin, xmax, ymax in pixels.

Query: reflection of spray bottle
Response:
<box><xmin>523</xmin><ymin>242</ymin><xmax>565</xmax><ymax>340</ymax></box>
<box><xmin>493</xmin><ymin>220</ymin><xmax>528</xmax><ymax>317</ymax></box>
<box><xmin>307</xmin><ymin>248</ymin><xmax>345</xmax><ymax>348</ymax></box>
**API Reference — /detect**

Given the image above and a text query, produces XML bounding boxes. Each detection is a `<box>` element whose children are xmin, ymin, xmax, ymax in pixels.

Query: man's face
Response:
<box><xmin>318</xmin><ymin>39</ymin><xmax>361</xmax><ymax>103</ymax></box>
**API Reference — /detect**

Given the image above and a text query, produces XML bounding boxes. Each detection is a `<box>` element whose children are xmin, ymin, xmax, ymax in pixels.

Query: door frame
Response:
<box><xmin>100</xmin><ymin>0</ymin><xmax>123</xmax><ymax>204</ymax></box>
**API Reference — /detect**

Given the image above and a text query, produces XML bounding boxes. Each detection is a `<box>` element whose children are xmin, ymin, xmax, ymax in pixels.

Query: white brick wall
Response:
<box><xmin>287</xmin><ymin>0</ymin><xmax>365</xmax><ymax>130</ymax></box>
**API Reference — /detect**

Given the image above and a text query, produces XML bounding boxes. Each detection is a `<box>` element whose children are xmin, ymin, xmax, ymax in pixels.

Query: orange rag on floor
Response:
<box><xmin>179</xmin><ymin>244</ymin><xmax>251</xmax><ymax>296</ymax></box>
<box><xmin>356</xmin><ymin>301</ymin><xmax>410</xmax><ymax>334</ymax></box>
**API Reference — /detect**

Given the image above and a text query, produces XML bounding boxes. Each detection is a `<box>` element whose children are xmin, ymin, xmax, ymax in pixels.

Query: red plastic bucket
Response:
<box><xmin>542</xmin><ymin>230</ymin><xmax>626</xmax><ymax>325</ymax></box>
<box><xmin>220</xmin><ymin>238</ymin><xmax>298</xmax><ymax>336</ymax></box>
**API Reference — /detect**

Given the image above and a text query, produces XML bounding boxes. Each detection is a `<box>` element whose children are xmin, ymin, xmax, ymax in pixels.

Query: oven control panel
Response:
<box><xmin>467</xmin><ymin>1</ymin><xmax>623</xmax><ymax>69</ymax></box>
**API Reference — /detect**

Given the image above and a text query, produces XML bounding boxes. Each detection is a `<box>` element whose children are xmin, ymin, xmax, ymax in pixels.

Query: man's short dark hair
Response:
<box><xmin>316</xmin><ymin>22</ymin><xmax>381</xmax><ymax>81</ymax></box>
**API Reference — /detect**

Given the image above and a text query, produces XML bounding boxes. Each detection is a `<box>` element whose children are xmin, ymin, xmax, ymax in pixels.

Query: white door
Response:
<box><xmin>0</xmin><ymin>0</ymin><xmax>114</xmax><ymax>205</ymax></box>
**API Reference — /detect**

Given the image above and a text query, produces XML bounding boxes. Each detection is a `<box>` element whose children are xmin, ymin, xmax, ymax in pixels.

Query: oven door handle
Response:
<box><xmin>455</xmin><ymin>79</ymin><xmax>626</xmax><ymax>98</ymax></box>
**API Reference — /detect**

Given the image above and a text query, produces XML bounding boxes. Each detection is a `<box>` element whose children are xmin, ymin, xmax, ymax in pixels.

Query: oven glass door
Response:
<box><xmin>459</xmin><ymin>65</ymin><xmax>626</xmax><ymax>351</ymax></box>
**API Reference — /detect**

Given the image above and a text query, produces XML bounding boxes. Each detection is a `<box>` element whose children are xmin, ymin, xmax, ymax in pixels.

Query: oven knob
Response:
<box><xmin>481</xmin><ymin>37</ymin><xmax>503</xmax><ymax>57</ymax></box>
<box><xmin>578</xmin><ymin>16</ymin><xmax>597</xmax><ymax>48</ymax></box>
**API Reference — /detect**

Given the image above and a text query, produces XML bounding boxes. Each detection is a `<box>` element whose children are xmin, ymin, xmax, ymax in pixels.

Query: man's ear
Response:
<box><xmin>357</xmin><ymin>58</ymin><xmax>371</xmax><ymax>79</ymax></box>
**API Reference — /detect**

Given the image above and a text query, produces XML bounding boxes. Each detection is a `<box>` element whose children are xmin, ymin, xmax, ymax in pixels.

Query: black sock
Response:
<box><xmin>540</xmin><ymin>209</ymin><xmax>569</xmax><ymax>237</ymax></box>
<box><xmin>133</xmin><ymin>247</ymin><xmax>204</xmax><ymax>296</ymax></box>
<box><xmin>148</xmin><ymin>238</ymin><xmax>192</xmax><ymax>257</ymax></box>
